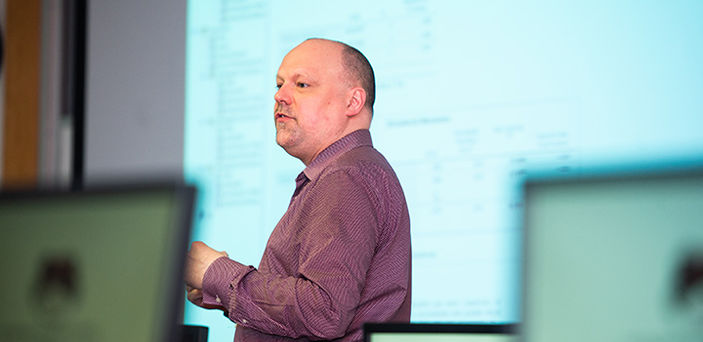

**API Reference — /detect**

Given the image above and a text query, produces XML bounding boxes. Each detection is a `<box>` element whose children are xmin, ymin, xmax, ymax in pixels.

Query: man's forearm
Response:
<box><xmin>202</xmin><ymin>257</ymin><xmax>363</xmax><ymax>340</ymax></box>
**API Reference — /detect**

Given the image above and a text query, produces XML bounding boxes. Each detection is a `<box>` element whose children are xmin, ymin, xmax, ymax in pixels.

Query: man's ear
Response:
<box><xmin>346</xmin><ymin>87</ymin><xmax>366</xmax><ymax>117</ymax></box>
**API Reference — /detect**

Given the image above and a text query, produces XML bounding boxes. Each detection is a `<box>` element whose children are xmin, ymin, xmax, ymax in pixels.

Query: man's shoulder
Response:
<box><xmin>315</xmin><ymin>146</ymin><xmax>406</xmax><ymax>201</ymax></box>
<box><xmin>334</xmin><ymin>144</ymin><xmax>390</xmax><ymax>168</ymax></box>
<box><xmin>325</xmin><ymin>145</ymin><xmax>394</xmax><ymax>177</ymax></box>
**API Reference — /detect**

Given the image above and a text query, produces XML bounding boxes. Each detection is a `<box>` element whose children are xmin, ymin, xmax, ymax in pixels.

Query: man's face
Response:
<box><xmin>274</xmin><ymin>40</ymin><xmax>350</xmax><ymax>165</ymax></box>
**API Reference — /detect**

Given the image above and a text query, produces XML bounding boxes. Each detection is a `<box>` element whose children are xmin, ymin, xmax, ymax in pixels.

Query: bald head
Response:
<box><xmin>305</xmin><ymin>38</ymin><xmax>376</xmax><ymax>114</ymax></box>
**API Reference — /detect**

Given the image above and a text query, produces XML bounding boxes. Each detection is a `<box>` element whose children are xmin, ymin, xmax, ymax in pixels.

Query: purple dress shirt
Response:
<box><xmin>201</xmin><ymin>129</ymin><xmax>411</xmax><ymax>341</ymax></box>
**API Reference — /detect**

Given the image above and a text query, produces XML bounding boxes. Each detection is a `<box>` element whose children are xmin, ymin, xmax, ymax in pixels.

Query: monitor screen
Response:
<box><xmin>0</xmin><ymin>184</ymin><xmax>195</xmax><ymax>342</ymax></box>
<box><xmin>364</xmin><ymin>323</ymin><xmax>517</xmax><ymax>342</ymax></box>
<box><xmin>522</xmin><ymin>169</ymin><xmax>703</xmax><ymax>341</ymax></box>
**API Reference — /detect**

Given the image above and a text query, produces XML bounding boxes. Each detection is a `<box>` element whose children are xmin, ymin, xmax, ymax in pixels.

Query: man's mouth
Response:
<box><xmin>275</xmin><ymin>113</ymin><xmax>292</xmax><ymax>120</ymax></box>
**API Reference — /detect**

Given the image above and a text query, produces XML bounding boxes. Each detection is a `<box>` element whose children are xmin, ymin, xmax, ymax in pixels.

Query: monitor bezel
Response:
<box><xmin>0</xmin><ymin>181</ymin><xmax>196</xmax><ymax>342</ymax></box>
<box><xmin>520</xmin><ymin>165</ymin><xmax>703</xmax><ymax>341</ymax></box>
<box><xmin>363</xmin><ymin>323</ymin><xmax>518</xmax><ymax>342</ymax></box>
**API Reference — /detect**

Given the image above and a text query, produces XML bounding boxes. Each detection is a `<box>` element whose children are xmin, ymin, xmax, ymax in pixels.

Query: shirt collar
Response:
<box><xmin>303</xmin><ymin>129</ymin><xmax>373</xmax><ymax>181</ymax></box>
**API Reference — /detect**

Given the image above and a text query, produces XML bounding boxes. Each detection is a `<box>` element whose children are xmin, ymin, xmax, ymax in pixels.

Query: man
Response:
<box><xmin>184</xmin><ymin>38</ymin><xmax>411</xmax><ymax>341</ymax></box>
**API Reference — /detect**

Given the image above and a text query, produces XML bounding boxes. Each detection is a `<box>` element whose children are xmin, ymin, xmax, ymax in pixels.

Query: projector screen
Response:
<box><xmin>181</xmin><ymin>1</ymin><xmax>703</xmax><ymax>340</ymax></box>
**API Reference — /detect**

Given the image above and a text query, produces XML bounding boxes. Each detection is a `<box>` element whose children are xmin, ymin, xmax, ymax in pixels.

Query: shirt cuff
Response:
<box><xmin>201</xmin><ymin>256</ymin><xmax>249</xmax><ymax>308</ymax></box>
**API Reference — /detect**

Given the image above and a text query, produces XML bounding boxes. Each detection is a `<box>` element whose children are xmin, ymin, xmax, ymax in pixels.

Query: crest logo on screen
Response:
<box><xmin>32</xmin><ymin>255</ymin><xmax>81</xmax><ymax>321</ymax></box>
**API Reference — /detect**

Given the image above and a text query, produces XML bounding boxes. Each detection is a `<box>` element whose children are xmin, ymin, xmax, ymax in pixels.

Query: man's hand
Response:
<box><xmin>184</xmin><ymin>241</ymin><xmax>228</xmax><ymax>289</ymax></box>
<box><xmin>186</xmin><ymin>285</ymin><xmax>227</xmax><ymax>311</ymax></box>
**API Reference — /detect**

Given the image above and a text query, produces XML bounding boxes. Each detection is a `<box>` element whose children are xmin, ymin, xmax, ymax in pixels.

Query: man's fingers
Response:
<box><xmin>184</xmin><ymin>241</ymin><xmax>230</xmax><ymax>289</ymax></box>
<box><xmin>187</xmin><ymin>288</ymin><xmax>203</xmax><ymax>304</ymax></box>
<box><xmin>185</xmin><ymin>287</ymin><xmax>227</xmax><ymax>312</ymax></box>
<box><xmin>188</xmin><ymin>288</ymin><xmax>202</xmax><ymax>298</ymax></box>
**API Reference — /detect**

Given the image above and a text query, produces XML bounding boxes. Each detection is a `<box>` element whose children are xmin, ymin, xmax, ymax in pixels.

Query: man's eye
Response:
<box><xmin>276</xmin><ymin>84</ymin><xmax>282</xmax><ymax>89</ymax></box>
<box><xmin>297</xmin><ymin>82</ymin><xmax>309</xmax><ymax>88</ymax></box>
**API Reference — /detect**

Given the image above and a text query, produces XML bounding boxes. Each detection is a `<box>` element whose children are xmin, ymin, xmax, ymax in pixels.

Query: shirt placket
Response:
<box><xmin>289</xmin><ymin>172</ymin><xmax>309</xmax><ymax>206</ymax></box>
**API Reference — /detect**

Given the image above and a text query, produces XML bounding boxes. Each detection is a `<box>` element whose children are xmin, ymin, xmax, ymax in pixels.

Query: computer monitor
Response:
<box><xmin>363</xmin><ymin>323</ymin><xmax>518</xmax><ymax>342</ymax></box>
<box><xmin>522</xmin><ymin>168</ymin><xmax>703</xmax><ymax>342</ymax></box>
<box><xmin>0</xmin><ymin>183</ymin><xmax>196</xmax><ymax>342</ymax></box>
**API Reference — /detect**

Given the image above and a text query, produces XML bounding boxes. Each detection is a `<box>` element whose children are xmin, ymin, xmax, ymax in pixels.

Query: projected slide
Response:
<box><xmin>184</xmin><ymin>1</ymin><xmax>703</xmax><ymax>340</ymax></box>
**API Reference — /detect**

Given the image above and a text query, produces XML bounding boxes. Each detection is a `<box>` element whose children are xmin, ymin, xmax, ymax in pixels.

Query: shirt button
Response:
<box><xmin>215</xmin><ymin>296</ymin><xmax>221</xmax><ymax>303</ymax></box>
<box><xmin>242</xmin><ymin>319</ymin><xmax>248</xmax><ymax>324</ymax></box>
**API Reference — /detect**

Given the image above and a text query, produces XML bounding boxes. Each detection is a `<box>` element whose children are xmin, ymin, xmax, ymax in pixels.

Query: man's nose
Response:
<box><xmin>274</xmin><ymin>85</ymin><xmax>291</xmax><ymax>105</ymax></box>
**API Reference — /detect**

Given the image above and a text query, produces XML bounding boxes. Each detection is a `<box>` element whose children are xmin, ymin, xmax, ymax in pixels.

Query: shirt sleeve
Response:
<box><xmin>201</xmin><ymin>168</ymin><xmax>380</xmax><ymax>340</ymax></box>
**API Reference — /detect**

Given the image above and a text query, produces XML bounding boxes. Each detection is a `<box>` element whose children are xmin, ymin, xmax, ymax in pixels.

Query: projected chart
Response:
<box><xmin>185</xmin><ymin>1</ymin><xmax>703</xmax><ymax>340</ymax></box>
